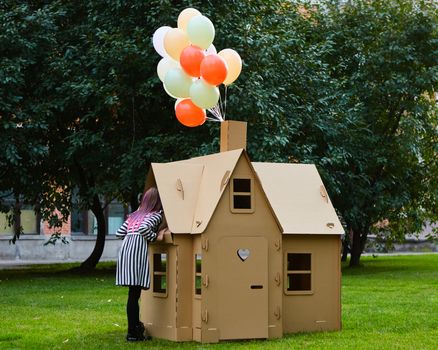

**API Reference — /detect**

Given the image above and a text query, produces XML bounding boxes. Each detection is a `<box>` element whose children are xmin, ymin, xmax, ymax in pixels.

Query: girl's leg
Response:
<box><xmin>127</xmin><ymin>286</ymin><xmax>142</xmax><ymax>333</ymax></box>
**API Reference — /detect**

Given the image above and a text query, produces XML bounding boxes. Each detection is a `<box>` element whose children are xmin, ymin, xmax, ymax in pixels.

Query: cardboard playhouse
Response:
<box><xmin>141</xmin><ymin>121</ymin><xmax>343</xmax><ymax>343</ymax></box>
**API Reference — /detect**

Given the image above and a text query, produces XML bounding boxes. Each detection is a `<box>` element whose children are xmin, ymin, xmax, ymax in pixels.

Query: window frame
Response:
<box><xmin>284</xmin><ymin>252</ymin><xmax>313</xmax><ymax>295</ymax></box>
<box><xmin>194</xmin><ymin>253</ymin><xmax>202</xmax><ymax>299</ymax></box>
<box><xmin>229</xmin><ymin>177</ymin><xmax>255</xmax><ymax>213</ymax></box>
<box><xmin>152</xmin><ymin>251</ymin><xmax>168</xmax><ymax>298</ymax></box>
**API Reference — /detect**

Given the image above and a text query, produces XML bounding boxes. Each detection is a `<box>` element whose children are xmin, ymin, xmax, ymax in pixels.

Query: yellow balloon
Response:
<box><xmin>178</xmin><ymin>8</ymin><xmax>202</xmax><ymax>31</ymax></box>
<box><xmin>164</xmin><ymin>28</ymin><xmax>190</xmax><ymax>61</ymax></box>
<box><xmin>218</xmin><ymin>49</ymin><xmax>242</xmax><ymax>85</ymax></box>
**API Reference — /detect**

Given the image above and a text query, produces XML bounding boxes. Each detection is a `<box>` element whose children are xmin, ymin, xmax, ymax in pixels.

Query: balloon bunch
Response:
<box><xmin>153</xmin><ymin>8</ymin><xmax>242</xmax><ymax>127</ymax></box>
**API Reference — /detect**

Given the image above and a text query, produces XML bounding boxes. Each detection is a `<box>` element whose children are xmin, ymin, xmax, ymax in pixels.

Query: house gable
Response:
<box><xmin>145</xmin><ymin>149</ymin><xmax>244</xmax><ymax>234</ymax></box>
<box><xmin>205</xmin><ymin>152</ymin><xmax>282</xmax><ymax>237</ymax></box>
<box><xmin>149</xmin><ymin>162</ymin><xmax>204</xmax><ymax>233</ymax></box>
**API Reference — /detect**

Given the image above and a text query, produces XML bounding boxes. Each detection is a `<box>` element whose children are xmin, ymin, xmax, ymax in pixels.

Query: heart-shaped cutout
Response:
<box><xmin>237</xmin><ymin>248</ymin><xmax>250</xmax><ymax>261</ymax></box>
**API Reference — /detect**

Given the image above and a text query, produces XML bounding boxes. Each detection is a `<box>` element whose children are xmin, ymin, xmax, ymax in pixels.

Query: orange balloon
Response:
<box><xmin>200</xmin><ymin>54</ymin><xmax>228</xmax><ymax>86</ymax></box>
<box><xmin>175</xmin><ymin>99</ymin><xmax>206</xmax><ymax>127</ymax></box>
<box><xmin>180</xmin><ymin>45</ymin><xmax>206</xmax><ymax>77</ymax></box>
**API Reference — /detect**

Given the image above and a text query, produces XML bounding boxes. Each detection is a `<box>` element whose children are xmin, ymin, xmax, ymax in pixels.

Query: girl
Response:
<box><xmin>116</xmin><ymin>187</ymin><xmax>167</xmax><ymax>341</ymax></box>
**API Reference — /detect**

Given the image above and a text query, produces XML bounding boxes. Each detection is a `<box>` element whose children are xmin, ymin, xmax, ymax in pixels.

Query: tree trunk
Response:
<box><xmin>79</xmin><ymin>194</ymin><xmax>106</xmax><ymax>270</ymax></box>
<box><xmin>11</xmin><ymin>197</ymin><xmax>21</xmax><ymax>244</ymax></box>
<box><xmin>341</xmin><ymin>237</ymin><xmax>349</xmax><ymax>262</ymax></box>
<box><xmin>341</xmin><ymin>228</ymin><xmax>352</xmax><ymax>262</ymax></box>
<box><xmin>130</xmin><ymin>191</ymin><xmax>139</xmax><ymax>212</ymax></box>
<box><xmin>349</xmin><ymin>228</ymin><xmax>368</xmax><ymax>267</ymax></box>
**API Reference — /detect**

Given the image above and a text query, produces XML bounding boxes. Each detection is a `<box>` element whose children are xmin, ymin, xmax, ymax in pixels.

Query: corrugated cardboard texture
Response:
<box><xmin>252</xmin><ymin>162</ymin><xmax>343</xmax><ymax>235</ymax></box>
<box><xmin>220</xmin><ymin>120</ymin><xmax>247</xmax><ymax>152</ymax></box>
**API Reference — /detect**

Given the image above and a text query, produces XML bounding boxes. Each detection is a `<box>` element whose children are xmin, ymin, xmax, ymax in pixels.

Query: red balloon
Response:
<box><xmin>180</xmin><ymin>45</ymin><xmax>206</xmax><ymax>77</ymax></box>
<box><xmin>200</xmin><ymin>54</ymin><xmax>228</xmax><ymax>86</ymax></box>
<box><xmin>175</xmin><ymin>99</ymin><xmax>206</xmax><ymax>127</ymax></box>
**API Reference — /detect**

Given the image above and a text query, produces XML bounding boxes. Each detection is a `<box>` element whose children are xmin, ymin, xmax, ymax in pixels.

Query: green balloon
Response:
<box><xmin>164</xmin><ymin>68</ymin><xmax>193</xmax><ymax>98</ymax></box>
<box><xmin>190</xmin><ymin>79</ymin><xmax>219</xmax><ymax>109</ymax></box>
<box><xmin>187</xmin><ymin>15</ymin><xmax>215</xmax><ymax>50</ymax></box>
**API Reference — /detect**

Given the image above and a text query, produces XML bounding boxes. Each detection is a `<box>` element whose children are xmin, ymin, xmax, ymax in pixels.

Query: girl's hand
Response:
<box><xmin>157</xmin><ymin>228</ymin><xmax>169</xmax><ymax>241</ymax></box>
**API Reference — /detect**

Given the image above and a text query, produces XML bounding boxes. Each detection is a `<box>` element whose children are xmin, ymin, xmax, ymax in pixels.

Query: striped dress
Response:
<box><xmin>115</xmin><ymin>211</ymin><xmax>163</xmax><ymax>289</ymax></box>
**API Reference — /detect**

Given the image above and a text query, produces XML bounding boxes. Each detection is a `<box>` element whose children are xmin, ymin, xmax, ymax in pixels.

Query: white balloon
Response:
<box><xmin>152</xmin><ymin>26</ymin><xmax>171</xmax><ymax>58</ymax></box>
<box><xmin>157</xmin><ymin>57</ymin><xmax>179</xmax><ymax>82</ymax></box>
<box><xmin>205</xmin><ymin>44</ymin><xmax>217</xmax><ymax>56</ymax></box>
<box><xmin>163</xmin><ymin>83</ymin><xmax>177</xmax><ymax>99</ymax></box>
<box><xmin>164</xmin><ymin>68</ymin><xmax>193</xmax><ymax>98</ymax></box>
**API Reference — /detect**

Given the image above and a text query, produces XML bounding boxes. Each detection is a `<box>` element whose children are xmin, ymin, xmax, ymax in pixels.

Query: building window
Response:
<box><xmin>153</xmin><ymin>252</ymin><xmax>168</xmax><ymax>296</ymax></box>
<box><xmin>107</xmin><ymin>201</ymin><xmax>125</xmax><ymax>235</ymax></box>
<box><xmin>230</xmin><ymin>178</ymin><xmax>254</xmax><ymax>213</ymax></box>
<box><xmin>0</xmin><ymin>200</ymin><xmax>39</xmax><ymax>236</ymax></box>
<box><xmin>195</xmin><ymin>254</ymin><xmax>202</xmax><ymax>296</ymax></box>
<box><xmin>285</xmin><ymin>253</ymin><xmax>312</xmax><ymax>294</ymax></box>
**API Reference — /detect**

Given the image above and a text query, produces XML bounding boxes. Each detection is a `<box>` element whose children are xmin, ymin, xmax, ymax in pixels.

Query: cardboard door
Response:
<box><xmin>217</xmin><ymin>236</ymin><xmax>268</xmax><ymax>340</ymax></box>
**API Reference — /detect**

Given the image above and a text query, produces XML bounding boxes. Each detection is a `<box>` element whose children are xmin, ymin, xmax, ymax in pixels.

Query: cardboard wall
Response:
<box><xmin>141</xmin><ymin>244</ymin><xmax>178</xmax><ymax>340</ymax></box>
<box><xmin>199</xmin><ymin>155</ymin><xmax>283</xmax><ymax>342</ymax></box>
<box><xmin>141</xmin><ymin>235</ymin><xmax>200</xmax><ymax>342</ymax></box>
<box><xmin>282</xmin><ymin>234</ymin><xmax>341</xmax><ymax>333</ymax></box>
<box><xmin>174</xmin><ymin>235</ymin><xmax>194</xmax><ymax>341</ymax></box>
<box><xmin>192</xmin><ymin>236</ymin><xmax>202</xmax><ymax>342</ymax></box>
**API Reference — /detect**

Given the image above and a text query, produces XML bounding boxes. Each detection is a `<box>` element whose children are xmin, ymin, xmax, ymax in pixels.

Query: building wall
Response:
<box><xmin>0</xmin><ymin>235</ymin><xmax>122</xmax><ymax>261</ymax></box>
<box><xmin>282</xmin><ymin>234</ymin><xmax>341</xmax><ymax>333</ymax></box>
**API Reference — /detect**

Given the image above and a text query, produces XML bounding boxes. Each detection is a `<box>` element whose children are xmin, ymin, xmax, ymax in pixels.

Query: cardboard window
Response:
<box><xmin>287</xmin><ymin>273</ymin><xmax>311</xmax><ymax>291</ymax></box>
<box><xmin>153</xmin><ymin>274</ymin><xmax>167</xmax><ymax>293</ymax></box>
<box><xmin>287</xmin><ymin>253</ymin><xmax>311</xmax><ymax>270</ymax></box>
<box><xmin>153</xmin><ymin>253</ymin><xmax>167</xmax><ymax>295</ymax></box>
<box><xmin>285</xmin><ymin>253</ymin><xmax>312</xmax><ymax>293</ymax></box>
<box><xmin>230</xmin><ymin>178</ymin><xmax>254</xmax><ymax>213</ymax></box>
<box><xmin>233</xmin><ymin>178</ymin><xmax>251</xmax><ymax>192</ymax></box>
<box><xmin>233</xmin><ymin>195</ymin><xmax>251</xmax><ymax>209</ymax></box>
<box><xmin>195</xmin><ymin>254</ymin><xmax>202</xmax><ymax>296</ymax></box>
<box><xmin>195</xmin><ymin>254</ymin><xmax>202</xmax><ymax>273</ymax></box>
<box><xmin>153</xmin><ymin>253</ymin><xmax>167</xmax><ymax>272</ymax></box>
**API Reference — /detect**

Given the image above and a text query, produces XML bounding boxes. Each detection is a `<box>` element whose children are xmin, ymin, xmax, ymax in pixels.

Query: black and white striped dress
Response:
<box><xmin>115</xmin><ymin>211</ymin><xmax>163</xmax><ymax>289</ymax></box>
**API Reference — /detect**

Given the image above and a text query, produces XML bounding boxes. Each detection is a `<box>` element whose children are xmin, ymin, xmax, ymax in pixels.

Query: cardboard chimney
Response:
<box><xmin>220</xmin><ymin>120</ymin><xmax>247</xmax><ymax>152</ymax></box>
<box><xmin>141</xmin><ymin>121</ymin><xmax>342</xmax><ymax>343</ymax></box>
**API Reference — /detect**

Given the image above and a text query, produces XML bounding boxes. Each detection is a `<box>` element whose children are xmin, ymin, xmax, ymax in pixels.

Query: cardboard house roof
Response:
<box><xmin>252</xmin><ymin>162</ymin><xmax>343</xmax><ymax>235</ymax></box>
<box><xmin>149</xmin><ymin>149</ymin><xmax>343</xmax><ymax>235</ymax></box>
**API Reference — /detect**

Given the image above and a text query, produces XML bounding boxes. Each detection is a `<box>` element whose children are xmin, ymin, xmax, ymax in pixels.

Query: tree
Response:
<box><xmin>315</xmin><ymin>0</ymin><xmax>438</xmax><ymax>265</ymax></box>
<box><xmin>33</xmin><ymin>0</ymin><xmax>335</xmax><ymax>270</ymax></box>
<box><xmin>0</xmin><ymin>2</ymin><xmax>71</xmax><ymax>242</ymax></box>
<box><xmin>2</xmin><ymin>0</ymin><xmax>436</xmax><ymax>270</ymax></box>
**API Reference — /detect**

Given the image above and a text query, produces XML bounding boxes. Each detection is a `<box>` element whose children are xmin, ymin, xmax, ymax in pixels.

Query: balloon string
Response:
<box><xmin>207</xmin><ymin>104</ymin><xmax>224</xmax><ymax>122</ymax></box>
<box><xmin>206</xmin><ymin>116</ymin><xmax>222</xmax><ymax>122</ymax></box>
<box><xmin>218</xmin><ymin>89</ymin><xmax>224</xmax><ymax>119</ymax></box>
<box><xmin>223</xmin><ymin>85</ymin><xmax>228</xmax><ymax>121</ymax></box>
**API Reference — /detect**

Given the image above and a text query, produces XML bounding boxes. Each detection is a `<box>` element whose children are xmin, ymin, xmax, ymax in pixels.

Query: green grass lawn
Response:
<box><xmin>0</xmin><ymin>255</ymin><xmax>437</xmax><ymax>350</ymax></box>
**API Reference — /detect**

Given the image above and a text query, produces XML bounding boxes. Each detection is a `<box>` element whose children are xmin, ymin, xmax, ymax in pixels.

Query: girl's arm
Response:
<box><xmin>138</xmin><ymin>211</ymin><xmax>163</xmax><ymax>242</ymax></box>
<box><xmin>115</xmin><ymin>220</ymin><xmax>128</xmax><ymax>239</ymax></box>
